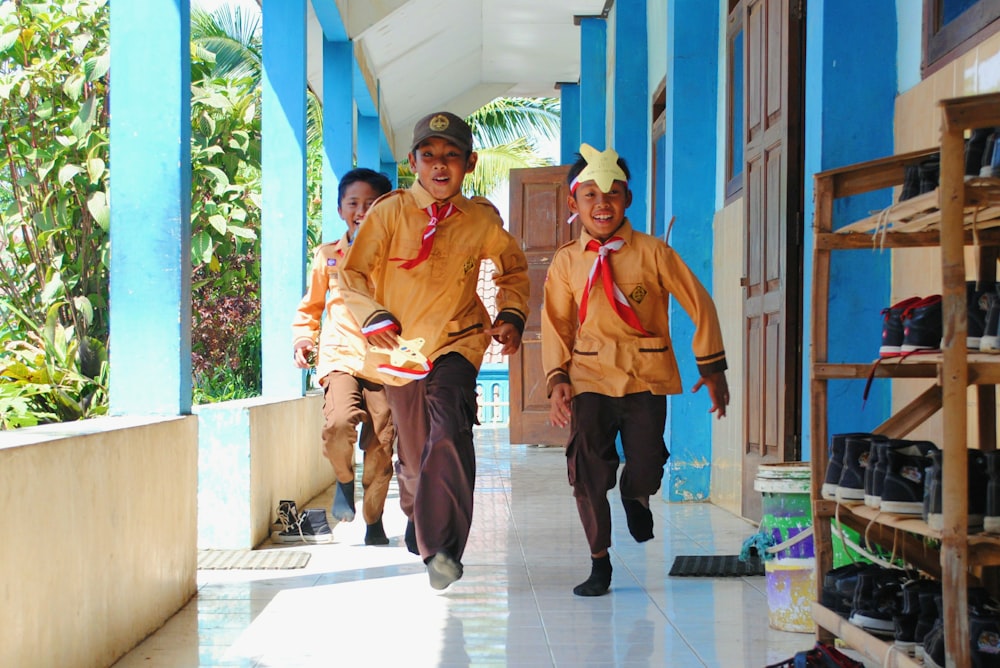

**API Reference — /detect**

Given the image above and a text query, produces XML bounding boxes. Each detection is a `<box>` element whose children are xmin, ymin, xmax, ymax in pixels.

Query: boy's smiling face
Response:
<box><xmin>569</xmin><ymin>178</ymin><xmax>632</xmax><ymax>242</ymax></box>
<box><xmin>408</xmin><ymin>136</ymin><xmax>477</xmax><ymax>201</ymax></box>
<box><xmin>338</xmin><ymin>180</ymin><xmax>384</xmax><ymax>236</ymax></box>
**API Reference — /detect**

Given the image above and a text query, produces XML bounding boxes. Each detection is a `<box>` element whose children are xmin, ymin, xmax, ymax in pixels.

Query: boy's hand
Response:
<box><xmin>691</xmin><ymin>371</ymin><xmax>729</xmax><ymax>419</ymax></box>
<box><xmin>293</xmin><ymin>341</ymin><xmax>315</xmax><ymax>369</ymax></box>
<box><xmin>486</xmin><ymin>321</ymin><xmax>521</xmax><ymax>356</ymax></box>
<box><xmin>365</xmin><ymin>329</ymin><xmax>399</xmax><ymax>351</ymax></box>
<box><xmin>549</xmin><ymin>382</ymin><xmax>573</xmax><ymax>428</ymax></box>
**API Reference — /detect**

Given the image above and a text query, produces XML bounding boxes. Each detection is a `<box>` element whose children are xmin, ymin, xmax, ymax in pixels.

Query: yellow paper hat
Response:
<box><xmin>573</xmin><ymin>143</ymin><xmax>628</xmax><ymax>193</ymax></box>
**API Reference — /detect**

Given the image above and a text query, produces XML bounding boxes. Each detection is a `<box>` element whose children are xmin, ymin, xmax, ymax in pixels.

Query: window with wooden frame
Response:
<box><xmin>923</xmin><ymin>0</ymin><xmax>1000</xmax><ymax>75</ymax></box>
<box><xmin>725</xmin><ymin>0</ymin><xmax>744</xmax><ymax>202</ymax></box>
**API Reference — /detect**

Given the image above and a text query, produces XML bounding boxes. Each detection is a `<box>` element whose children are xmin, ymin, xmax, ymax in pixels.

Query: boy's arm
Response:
<box><xmin>483</xmin><ymin>221</ymin><xmax>531</xmax><ymax>346</ymax></box>
<box><xmin>291</xmin><ymin>250</ymin><xmax>327</xmax><ymax>367</ymax></box>
<box><xmin>540</xmin><ymin>252</ymin><xmax>576</xmax><ymax>396</ymax></box>
<box><xmin>339</xmin><ymin>205</ymin><xmax>400</xmax><ymax>349</ymax></box>
<box><xmin>657</xmin><ymin>244</ymin><xmax>729</xmax><ymax>382</ymax></box>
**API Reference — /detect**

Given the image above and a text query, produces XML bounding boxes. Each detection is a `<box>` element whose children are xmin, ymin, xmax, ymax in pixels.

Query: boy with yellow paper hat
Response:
<box><xmin>542</xmin><ymin>144</ymin><xmax>730</xmax><ymax>596</ymax></box>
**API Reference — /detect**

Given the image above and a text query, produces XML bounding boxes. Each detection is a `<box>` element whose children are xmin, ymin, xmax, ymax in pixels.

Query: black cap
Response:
<box><xmin>410</xmin><ymin>111</ymin><xmax>473</xmax><ymax>153</ymax></box>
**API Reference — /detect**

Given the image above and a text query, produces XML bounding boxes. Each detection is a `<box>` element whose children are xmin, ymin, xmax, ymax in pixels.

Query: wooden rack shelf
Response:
<box><xmin>810</xmin><ymin>91</ymin><xmax>1000</xmax><ymax>667</ymax></box>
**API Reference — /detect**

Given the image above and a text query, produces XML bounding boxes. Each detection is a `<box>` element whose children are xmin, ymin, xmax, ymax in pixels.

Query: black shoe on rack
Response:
<box><xmin>862</xmin><ymin>435</ymin><xmax>890</xmax><ymax>507</ymax></box>
<box><xmin>881</xmin><ymin>297</ymin><xmax>923</xmax><ymax>357</ymax></box>
<box><xmin>966</xmin><ymin>127</ymin><xmax>992</xmax><ymax>176</ymax></box>
<box><xmin>893</xmin><ymin>578</ymin><xmax>929</xmax><ymax>657</ymax></box>
<box><xmin>837</xmin><ymin>434</ymin><xmax>879</xmax><ymax>502</ymax></box>
<box><xmin>900</xmin><ymin>294</ymin><xmax>943</xmax><ymax>354</ymax></box>
<box><xmin>925</xmin><ymin>448</ymin><xmax>988</xmax><ymax>531</ymax></box>
<box><xmin>985</xmin><ymin>450</ymin><xmax>1000</xmax><ymax>534</ymax></box>
<box><xmin>848</xmin><ymin>567</ymin><xmax>904</xmax><ymax>638</ymax></box>
<box><xmin>822</xmin><ymin>562</ymin><xmax>869</xmax><ymax>618</ymax></box>
<box><xmin>964</xmin><ymin>281</ymin><xmax>997</xmax><ymax>350</ymax></box>
<box><xmin>982</xmin><ymin>293</ymin><xmax>1000</xmax><ymax>352</ymax></box>
<box><xmin>881</xmin><ymin>447</ymin><xmax>932</xmax><ymax>515</ymax></box>
<box><xmin>913</xmin><ymin>582</ymin><xmax>943</xmax><ymax>662</ymax></box>
<box><xmin>823</xmin><ymin>433</ymin><xmax>870</xmax><ymax>500</ymax></box>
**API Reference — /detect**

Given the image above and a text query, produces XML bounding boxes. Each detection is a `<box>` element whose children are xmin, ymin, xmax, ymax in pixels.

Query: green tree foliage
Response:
<box><xmin>0</xmin><ymin>0</ymin><xmax>111</xmax><ymax>427</ymax></box>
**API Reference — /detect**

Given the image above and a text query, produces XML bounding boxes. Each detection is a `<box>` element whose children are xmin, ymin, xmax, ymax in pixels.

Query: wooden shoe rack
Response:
<box><xmin>810</xmin><ymin>91</ymin><xmax>1000</xmax><ymax>668</ymax></box>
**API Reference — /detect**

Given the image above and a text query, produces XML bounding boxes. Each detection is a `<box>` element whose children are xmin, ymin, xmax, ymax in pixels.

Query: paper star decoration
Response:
<box><xmin>369</xmin><ymin>336</ymin><xmax>427</xmax><ymax>367</ymax></box>
<box><xmin>577</xmin><ymin>143</ymin><xmax>628</xmax><ymax>193</ymax></box>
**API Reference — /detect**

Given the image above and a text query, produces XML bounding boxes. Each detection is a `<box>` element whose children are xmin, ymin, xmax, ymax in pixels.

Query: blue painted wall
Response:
<box><xmin>560</xmin><ymin>83</ymin><xmax>582</xmax><ymax>164</ymax></box>
<box><xmin>662</xmin><ymin>0</ymin><xmax>719</xmax><ymax>500</ymax></box>
<box><xmin>613</xmin><ymin>0</ymin><xmax>649</xmax><ymax>229</ymax></box>
<box><xmin>802</xmin><ymin>1</ymin><xmax>897</xmax><ymax>459</ymax></box>
<box><xmin>322</xmin><ymin>38</ymin><xmax>354</xmax><ymax>242</ymax></box>
<box><xmin>109</xmin><ymin>0</ymin><xmax>192</xmax><ymax>415</ymax></box>
<box><xmin>580</xmin><ymin>17</ymin><xmax>608</xmax><ymax>150</ymax></box>
<box><xmin>260</xmin><ymin>0</ymin><xmax>308</xmax><ymax>397</ymax></box>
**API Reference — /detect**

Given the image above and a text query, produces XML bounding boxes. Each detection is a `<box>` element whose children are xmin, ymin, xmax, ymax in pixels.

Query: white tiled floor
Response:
<box><xmin>114</xmin><ymin>428</ymin><xmax>822</xmax><ymax>667</ymax></box>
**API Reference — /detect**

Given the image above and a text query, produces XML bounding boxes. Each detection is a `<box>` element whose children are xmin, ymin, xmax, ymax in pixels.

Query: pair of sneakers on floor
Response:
<box><xmin>271</xmin><ymin>480</ymin><xmax>389</xmax><ymax>546</ymax></box>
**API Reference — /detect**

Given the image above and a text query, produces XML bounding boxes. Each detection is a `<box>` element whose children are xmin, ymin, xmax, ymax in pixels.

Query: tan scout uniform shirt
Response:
<box><xmin>340</xmin><ymin>181</ymin><xmax>530</xmax><ymax>387</ymax></box>
<box><xmin>542</xmin><ymin>219</ymin><xmax>727</xmax><ymax>397</ymax></box>
<box><xmin>291</xmin><ymin>234</ymin><xmax>375</xmax><ymax>384</ymax></box>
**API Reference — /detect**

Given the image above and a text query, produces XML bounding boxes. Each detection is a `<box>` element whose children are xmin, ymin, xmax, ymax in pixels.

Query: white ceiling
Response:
<box><xmin>308</xmin><ymin>0</ymin><xmax>612</xmax><ymax>158</ymax></box>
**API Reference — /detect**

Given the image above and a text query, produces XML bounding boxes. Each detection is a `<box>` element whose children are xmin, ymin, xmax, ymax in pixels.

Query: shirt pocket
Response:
<box><xmin>628</xmin><ymin>336</ymin><xmax>675</xmax><ymax>383</ymax></box>
<box><xmin>571</xmin><ymin>337</ymin><xmax>605</xmax><ymax>380</ymax></box>
<box><xmin>444</xmin><ymin>312</ymin><xmax>487</xmax><ymax>340</ymax></box>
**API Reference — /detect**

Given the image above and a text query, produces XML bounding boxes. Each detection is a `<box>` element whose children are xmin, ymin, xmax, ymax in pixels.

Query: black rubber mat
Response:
<box><xmin>668</xmin><ymin>554</ymin><xmax>764</xmax><ymax>577</ymax></box>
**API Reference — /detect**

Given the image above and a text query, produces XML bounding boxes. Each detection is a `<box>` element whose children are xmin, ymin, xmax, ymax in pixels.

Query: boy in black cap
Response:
<box><xmin>340</xmin><ymin>111</ymin><xmax>530</xmax><ymax>591</ymax></box>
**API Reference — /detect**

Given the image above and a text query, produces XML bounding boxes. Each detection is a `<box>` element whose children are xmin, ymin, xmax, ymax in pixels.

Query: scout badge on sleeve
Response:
<box><xmin>369</xmin><ymin>336</ymin><xmax>432</xmax><ymax>380</ymax></box>
<box><xmin>567</xmin><ymin>143</ymin><xmax>629</xmax><ymax>224</ymax></box>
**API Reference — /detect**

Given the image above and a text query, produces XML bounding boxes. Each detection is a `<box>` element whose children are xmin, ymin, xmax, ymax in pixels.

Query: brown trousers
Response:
<box><xmin>322</xmin><ymin>371</ymin><xmax>396</xmax><ymax>524</ymax></box>
<box><xmin>566</xmin><ymin>391</ymin><xmax>669</xmax><ymax>554</ymax></box>
<box><xmin>384</xmin><ymin>353</ymin><xmax>479</xmax><ymax>560</ymax></box>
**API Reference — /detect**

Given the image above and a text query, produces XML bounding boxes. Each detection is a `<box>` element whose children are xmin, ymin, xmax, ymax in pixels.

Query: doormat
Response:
<box><xmin>198</xmin><ymin>549</ymin><xmax>311</xmax><ymax>570</ymax></box>
<box><xmin>668</xmin><ymin>554</ymin><xmax>764</xmax><ymax>577</ymax></box>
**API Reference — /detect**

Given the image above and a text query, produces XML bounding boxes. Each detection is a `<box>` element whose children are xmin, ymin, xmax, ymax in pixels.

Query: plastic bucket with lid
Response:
<box><xmin>754</xmin><ymin>463</ymin><xmax>815</xmax><ymax>633</ymax></box>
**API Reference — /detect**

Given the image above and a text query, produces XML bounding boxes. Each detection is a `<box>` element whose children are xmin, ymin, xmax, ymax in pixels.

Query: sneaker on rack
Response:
<box><xmin>848</xmin><ymin>567</ymin><xmax>904</xmax><ymax>638</ymax></box>
<box><xmin>964</xmin><ymin>281</ymin><xmax>997</xmax><ymax>350</ymax></box>
<box><xmin>871</xmin><ymin>439</ymin><xmax>936</xmax><ymax>509</ymax></box>
<box><xmin>822</xmin><ymin>562</ymin><xmax>870</xmax><ymax>619</ymax></box>
<box><xmin>837</xmin><ymin>434</ymin><xmax>881</xmax><ymax>502</ymax></box>
<box><xmin>900</xmin><ymin>294</ymin><xmax>943</xmax><ymax>354</ymax></box>
<box><xmin>925</xmin><ymin>448</ymin><xmax>988</xmax><ymax>531</ymax></box>
<box><xmin>893</xmin><ymin>578</ymin><xmax>931</xmax><ymax>657</ymax></box>
<box><xmin>861</xmin><ymin>435</ymin><xmax>890</xmax><ymax>507</ymax></box>
<box><xmin>966</xmin><ymin>127</ymin><xmax>993</xmax><ymax>176</ymax></box>
<box><xmin>982</xmin><ymin>293</ymin><xmax>1000</xmax><ymax>352</ymax></box>
<box><xmin>823</xmin><ymin>432</ymin><xmax>871</xmax><ymax>500</ymax></box>
<box><xmin>881</xmin><ymin>447</ymin><xmax>932</xmax><ymax>515</ymax></box>
<box><xmin>880</xmin><ymin>297</ymin><xmax>923</xmax><ymax>357</ymax></box>
<box><xmin>985</xmin><ymin>450</ymin><xmax>1000</xmax><ymax>534</ymax></box>
<box><xmin>913</xmin><ymin>581</ymin><xmax>943</xmax><ymax>662</ymax></box>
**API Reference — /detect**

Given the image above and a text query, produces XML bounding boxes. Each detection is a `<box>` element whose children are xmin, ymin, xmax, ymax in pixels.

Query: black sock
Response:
<box><xmin>573</xmin><ymin>555</ymin><xmax>612</xmax><ymax>597</ymax></box>
<box><xmin>331</xmin><ymin>480</ymin><xmax>356</xmax><ymax>522</ymax></box>
<box><xmin>365</xmin><ymin>518</ymin><xmax>389</xmax><ymax>546</ymax></box>
<box><xmin>622</xmin><ymin>497</ymin><xmax>654</xmax><ymax>542</ymax></box>
<box><xmin>404</xmin><ymin>519</ymin><xmax>419</xmax><ymax>555</ymax></box>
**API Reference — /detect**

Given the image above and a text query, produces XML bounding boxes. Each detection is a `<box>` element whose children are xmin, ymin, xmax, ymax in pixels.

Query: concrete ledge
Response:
<box><xmin>195</xmin><ymin>394</ymin><xmax>331</xmax><ymax>548</ymax></box>
<box><xmin>0</xmin><ymin>415</ymin><xmax>198</xmax><ymax>668</ymax></box>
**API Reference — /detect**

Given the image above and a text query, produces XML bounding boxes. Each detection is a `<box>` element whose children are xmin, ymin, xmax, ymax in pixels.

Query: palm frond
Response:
<box><xmin>191</xmin><ymin>7</ymin><xmax>262</xmax><ymax>83</ymax></box>
<box><xmin>464</xmin><ymin>137</ymin><xmax>553</xmax><ymax>197</ymax></box>
<box><xmin>468</xmin><ymin>97</ymin><xmax>560</xmax><ymax>150</ymax></box>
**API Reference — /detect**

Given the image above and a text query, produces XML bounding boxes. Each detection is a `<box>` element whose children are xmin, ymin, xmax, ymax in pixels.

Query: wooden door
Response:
<box><xmin>508</xmin><ymin>165</ymin><xmax>574</xmax><ymax>446</ymax></box>
<box><xmin>741</xmin><ymin>0</ymin><xmax>805</xmax><ymax>519</ymax></box>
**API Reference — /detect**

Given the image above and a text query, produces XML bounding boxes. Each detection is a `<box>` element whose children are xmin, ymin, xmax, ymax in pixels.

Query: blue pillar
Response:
<box><xmin>357</xmin><ymin>114</ymin><xmax>379</xmax><ymax>170</ymax></box>
<box><xmin>109</xmin><ymin>0</ymin><xmax>191</xmax><ymax>415</ymax></box>
<box><xmin>662</xmin><ymin>0</ymin><xmax>719</xmax><ymax>501</ymax></box>
<box><xmin>613</xmin><ymin>0</ymin><xmax>649</xmax><ymax>228</ymax></box>
<box><xmin>381</xmin><ymin>160</ymin><xmax>398</xmax><ymax>188</ymax></box>
<box><xmin>261</xmin><ymin>0</ymin><xmax>307</xmax><ymax>397</ymax></box>
<box><xmin>558</xmin><ymin>82</ymin><xmax>581</xmax><ymax>164</ymax></box>
<box><xmin>322</xmin><ymin>39</ymin><xmax>354</xmax><ymax>242</ymax></box>
<box><xmin>802</xmin><ymin>1</ymin><xmax>896</xmax><ymax>452</ymax></box>
<box><xmin>579</xmin><ymin>17</ymin><xmax>607</xmax><ymax>150</ymax></box>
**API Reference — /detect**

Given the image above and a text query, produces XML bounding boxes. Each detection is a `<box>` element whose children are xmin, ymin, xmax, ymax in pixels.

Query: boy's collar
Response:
<box><xmin>579</xmin><ymin>218</ymin><xmax>634</xmax><ymax>247</ymax></box>
<box><xmin>409</xmin><ymin>179</ymin><xmax>468</xmax><ymax>212</ymax></box>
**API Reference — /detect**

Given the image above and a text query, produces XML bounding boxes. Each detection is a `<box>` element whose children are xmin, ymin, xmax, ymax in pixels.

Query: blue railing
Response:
<box><xmin>475</xmin><ymin>363</ymin><xmax>509</xmax><ymax>425</ymax></box>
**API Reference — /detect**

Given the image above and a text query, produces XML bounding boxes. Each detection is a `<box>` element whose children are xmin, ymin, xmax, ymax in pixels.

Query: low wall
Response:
<box><xmin>196</xmin><ymin>393</ymin><xmax>331</xmax><ymax>548</ymax></box>
<box><xmin>0</xmin><ymin>416</ymin><xmax>198</xmax><ymax>668</ymax></box>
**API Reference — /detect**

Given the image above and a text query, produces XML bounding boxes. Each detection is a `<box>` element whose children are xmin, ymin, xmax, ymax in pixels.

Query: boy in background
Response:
<box><xmin>542</xmin><ymin>144</ymin><xmax>729</xmax><ymax>596</ymax></box>
<box><xmin>340</xmin><ymin>111</ymin><xmax>530</xmax><ymax>591</ymax></box>
<box><xmin>292</xmin><ymin>168</ymin><xmax>396</xmax><ymax>546</ymax></box>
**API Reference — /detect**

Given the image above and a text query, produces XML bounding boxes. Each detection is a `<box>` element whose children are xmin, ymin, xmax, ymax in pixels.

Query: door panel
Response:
<box><xmin>741</xmin><ymin>0</ymin><xmax>804</xmax><ymax>520</ymax></box>
<box><xmin>508</xmin><ymin>165</ymin><xmax>574</xmax><ymax>446</ymax></box>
